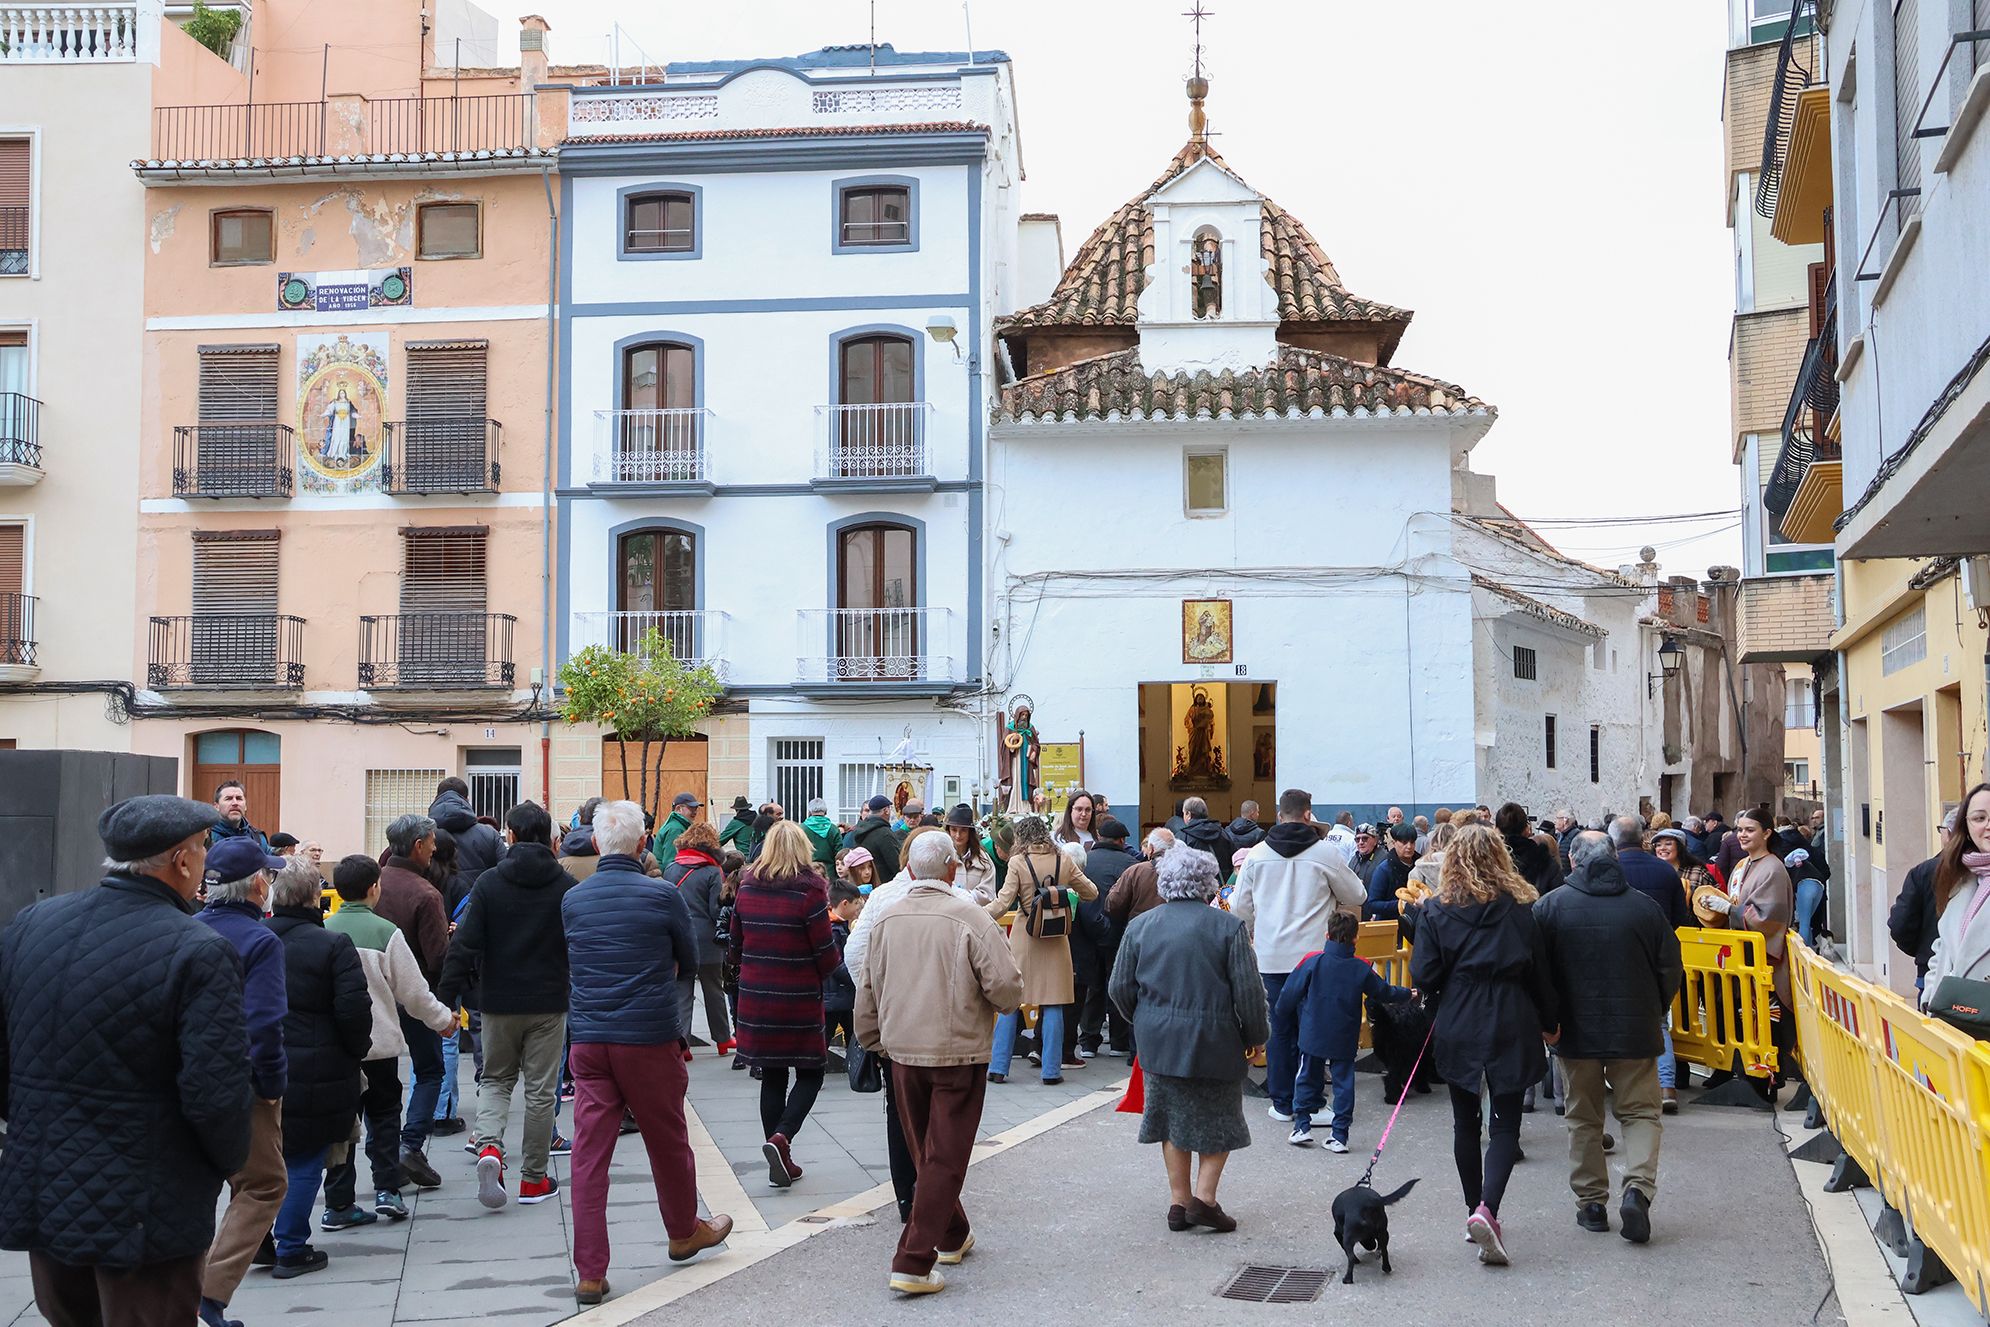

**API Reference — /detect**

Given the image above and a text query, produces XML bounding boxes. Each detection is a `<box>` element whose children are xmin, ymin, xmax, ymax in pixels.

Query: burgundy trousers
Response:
<box><xmin>890</xmin><ymin>1062</ymin><xmax>987</xmax><ymax>1277</ymax></box>
<box><xmin>30</xmin><ymin>1250</ymin><xmax>203</xmax><ymax>1327</ymax></box>
<box><xmin>569</xmin><ymin>1040</ymin><xmax>699</xmax><ymax>1281</ymax></box>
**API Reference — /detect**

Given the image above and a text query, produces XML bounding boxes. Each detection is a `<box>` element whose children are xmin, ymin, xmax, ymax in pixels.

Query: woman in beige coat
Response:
<box><xmin>984</xmin><ymin>815</ymin><xmax>1097</xmax><ymax>1084</ymax></box>
<box><xmin>1715</xmin><ymin>806</ymin><xmax>1795</xmax><ymax>1084</ymax></box>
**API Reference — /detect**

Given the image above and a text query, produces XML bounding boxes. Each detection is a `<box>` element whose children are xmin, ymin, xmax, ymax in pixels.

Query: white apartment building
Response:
<box><xmin>554</xmin><ymin>45</ymin><xmax>1021</xmax><ymax>819</ymax></box>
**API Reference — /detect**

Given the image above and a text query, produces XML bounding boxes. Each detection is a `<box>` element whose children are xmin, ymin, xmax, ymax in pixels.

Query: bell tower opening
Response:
<box><xmin>1191</xmin><ymin>226</ymin><xmax>1223</xmax><ymax>319</ymax></box>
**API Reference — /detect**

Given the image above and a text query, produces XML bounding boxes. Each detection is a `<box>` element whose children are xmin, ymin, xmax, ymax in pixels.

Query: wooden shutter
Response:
<box><xmin>192</xmin><ymin>532</ymin><xmax>279</xmax><ymax>614</ymax></box>
<box><xmin>406</xmin><ymin>341</ymin><xmax>487</xmax><ymax>419</ymax></box>
<box><xmin>0</xmin><ymin>139</ymin><xmax>27</xmax><ymax>208</ymax></box>
<box><xmin>1894</xmin><ymin>0</ymin><xmax>1922</xmax><ymax>205</ymax></box>
<box><xmin>198</xmin><ymin>344</ymin><xmax>280</xmax><ymax>422</ymax></box>
<box><xmin>400</xmin><ymin>527</ymin><xmax>487</xmax><ymax>614</ymax></box>
<box><xmin>0</xmin><ymin>524</ymin><xmax>22</xmax><ymax>597</ymax></box>
<box><xmin>1807</xmin><ymin>262</ymin><xmax>1830</xmax><ymax>336</ymax></box>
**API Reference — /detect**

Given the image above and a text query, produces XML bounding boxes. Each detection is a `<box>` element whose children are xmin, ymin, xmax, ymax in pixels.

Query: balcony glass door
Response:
<box><xmin>619</xmin><ymin>343</ymin><xmax>696</xmax><ymax>482</ymax></box>
<box><xmin>617</xmin><ymin>529</ymin><xmax>696</xmax><ymax>657</ymax></box>
<box><xmin>837</xmin><ymin>523</ymin><xmax>915</xmax><ymax>680</ymax></box>
<box><xmin>835</xmin><ymin>336</ymin><xmax>916</xmax><ymax>477</ymax></box>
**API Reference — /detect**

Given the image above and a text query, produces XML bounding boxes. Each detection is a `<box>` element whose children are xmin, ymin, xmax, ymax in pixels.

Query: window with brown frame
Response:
<box><xmin>624</xmin><ymin>191</ymin><xmax>695</xmax><ymax>254</ymax></box>
<box><xmin>416</xmin><ymin>202</ymin><xmax>481</xmax><ymax>260</ymax></box>
<box><xmin>0</xmin><ymin>138</ymin><xmax>29</xmax><ymax>275</ymax></box>
<box><xmin>838</xmin><ymin>186</ymin><xmax>910</xmax><ymax>247</ymax></box>
<box><xmin>210</xmin><ymin>209</ymin><xmax>273</xmax><ymax>266</ymax></box>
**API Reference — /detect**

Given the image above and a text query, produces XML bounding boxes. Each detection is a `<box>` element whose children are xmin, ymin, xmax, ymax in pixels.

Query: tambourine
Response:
<box><xmin>1003</xmin><ymin>731</ymin><xmax>1025</xmax><ymax>751</ymax></box>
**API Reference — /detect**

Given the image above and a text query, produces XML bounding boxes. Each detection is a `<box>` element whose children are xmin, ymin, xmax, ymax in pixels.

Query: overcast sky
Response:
<box><xmin>530</xmin><ymin>0</ymin><xmax>1743</xmax><ymax>574</ymax></box>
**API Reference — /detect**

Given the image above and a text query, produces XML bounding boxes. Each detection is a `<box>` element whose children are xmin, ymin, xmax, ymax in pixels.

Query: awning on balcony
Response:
<box><xmin>1779</xmin><ymin>458</ymin><xmax>1843</xmax><ymax>544</ymax></box>
<box><xmin>1840</xmin><ymin>330</ymin><xmax>1990</xmax><ymax>559</ymax></box>
<box><xmin>1772</xmin><ymin>85</ymin><xmax>1833</xmax><ymax>245</ymax></box>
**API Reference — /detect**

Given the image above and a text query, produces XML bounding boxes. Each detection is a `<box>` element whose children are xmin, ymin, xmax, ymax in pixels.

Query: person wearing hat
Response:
<box><xmin>651</xmin><ymin>791</ymin><xmax>704</xmax><ymax>864</ymax></box>
<box><xmin>944</xmin><ymin>804</ymin><xmax>998</xmax><ymax>904</ymax></box>
<box><xmin>719</xmin><ymin>796</ymin><xmax>758</xmax><ymax>853</ymax></box>
<box><xmin>844</xmin><ymin>794</ymin><xmax>901</xmax><ymax>884</ymax></box>
<box><xmin>195</xmin><ymin>837</ymin><xmax>293</xmax><ymax>1323</ymax></box>
<box><xmin>0</xmin><ymin>795</ymin><xmax>253</xmax><ymax>1326</ymax></box>
<box><xmin>800</xmin><ymin>797</ymin><xmax>842</xmax><ymax>873</ymax></box>
<box><xmin>1363</xmin><ymin>822</ymin><xmax>1421</xmax><ymax>922</ymax></box>
<box><xmin>1349</xmin><ymin>824</ymin><xmax>1387</xmax><ymax>879</ymax></box>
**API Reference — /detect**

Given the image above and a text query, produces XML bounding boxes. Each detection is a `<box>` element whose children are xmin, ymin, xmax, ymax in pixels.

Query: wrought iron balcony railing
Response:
<box><xmin>359</xmin><ymin>612</ymin><xmax>515</xmax><ymax>689</ymax></box>
<box><xmin>380</xmin><ymin>418</ymin><xmax>501</xmax><ymax>494</ymax></box>
<box><xmin>1756</xmin><ymin>0</ymin><xmax>1819</xmax><ymax>218</ymax></box>
<box><xmin>173</xmin><ymin>423</ymin><xmax>295</xmax><ymax>498</ymax></box>
<box><xmin>1765</xmin><ymin>297</ymin><xmax>1841</xmax><ymax>522</ymax></box>
<box><xmin>0</xmin><ymin>592</ymin><xmax>36</xmax><ymax>667</ymax></box>
<box><xmin>815</xmin><ymin>402</ymin><xmax>933</xmax><ymax>481</ymax></box>
<box><xmin>0</xmin><ymin>204</ymin><xmax>28</xmax><ymax>275</ymax></box>
<box><xmin>591</xmin><ymin>408</ymin><xmax>709</xmax><ymax>485</ymax></box>
<box><xmin>149</xmin><ymin>93</ymin><xmax>535</xmax><ymax>161</ymax></box>
<box><xmin>570</xmin><ymin>610</ymin><xmax>730</xmax><ymax>679</ymax></box>
<box><xmin>147</xmin><ymin>614</ymin><xmax>306</xmax><ymax>689</ymax></box>
<box><xmin>796</xmin><ymin>607</ymin><xmax>957</xmax><ymax>684</ymax></box>
<box><xmin>0</xmin><ymin>392</ymin><xmax>41</xmax><ymax>467</ymax></box>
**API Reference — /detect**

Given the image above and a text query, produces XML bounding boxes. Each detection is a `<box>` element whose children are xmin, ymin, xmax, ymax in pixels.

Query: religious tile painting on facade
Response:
<box><xmin>295</xmin><ymin>332</ymin><xmax>389</xmax><ymax>494</ymax></box>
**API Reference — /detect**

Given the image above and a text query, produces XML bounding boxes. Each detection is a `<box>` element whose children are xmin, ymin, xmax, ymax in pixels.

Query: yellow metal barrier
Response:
<box><xmin>1668</xmin><ymin>926</ymin><xmax>1778</xmax><ymax>1079</ymax></box>
<box><xmin>1789</xmin><ymin>937</ymin><xmax>1990</xmax><ymax>1315</ymax></box>
<box><xmin>1356</xmin><ymin>921</ymin><xmax>1412</xmax><ymax>1049</ymax></box>
<box><xmin>320</xmin><ymin>886</ymin><xmax>342</xmax><ymax>915</ymax></box>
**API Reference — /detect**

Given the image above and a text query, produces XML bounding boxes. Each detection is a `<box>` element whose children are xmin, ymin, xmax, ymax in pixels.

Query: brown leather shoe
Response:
<box><xmin>1167</xmin><ymin>1204</ymin><xmax>1189</xmax><ymax>1232</ymax></box>
<box><xmin>575</xmin><ymin>1278</ymin><xmax>609</xmax><ymax>1305</ymax></box>
<box><xmin>668</xmin><ymin>1214</ymin><xmax>734</xmax><ymax>1263</ymax></box>
<box><xmin>1185</xmin><ymin>1198</ymin><xmax>1237</xmax><ymax>1233</ymax></box>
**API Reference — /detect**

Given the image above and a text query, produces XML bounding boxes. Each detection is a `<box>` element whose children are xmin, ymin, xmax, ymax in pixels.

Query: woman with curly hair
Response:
<box><xmin>1410</xmin><ymin>823</ymin><xmax>1558</xmax><ymax>1268</ymax></box>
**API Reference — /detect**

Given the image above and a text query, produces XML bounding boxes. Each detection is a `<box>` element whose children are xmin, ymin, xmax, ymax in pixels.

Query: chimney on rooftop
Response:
<box><xmin>519</xmin><ymin>14</ymin><xmax>550</xmax><ymax>87</ymax></box>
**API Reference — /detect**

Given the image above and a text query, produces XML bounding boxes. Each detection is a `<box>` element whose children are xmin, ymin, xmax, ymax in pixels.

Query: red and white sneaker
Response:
<box><xmin>1467</xmin><ymin>1203</ymin><xmax>1508</xmax><ymax>1265</ymax></box>
<box><xmin>476</xmin><ymin>1145</ymin><xmax>507</xmax><ymax>1210</ymax></box>
<box><xmin>519</xmin><ymin>1174</ymin><xmax>560</xmax><ymax>1205</ymax></box>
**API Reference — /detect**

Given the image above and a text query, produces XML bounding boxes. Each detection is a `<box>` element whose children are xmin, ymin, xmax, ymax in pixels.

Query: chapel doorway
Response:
<box><xmin>1136</xmin><ymin>681</ymin><xmax>1275</xmax><ymax>836</ymax></box>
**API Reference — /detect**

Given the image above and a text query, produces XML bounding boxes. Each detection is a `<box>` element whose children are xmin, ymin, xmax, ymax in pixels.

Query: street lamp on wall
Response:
<box><xmin>1648</xmin><ymin>637</ymin><xmax>1683</xmax><ymax>698</ymax></box>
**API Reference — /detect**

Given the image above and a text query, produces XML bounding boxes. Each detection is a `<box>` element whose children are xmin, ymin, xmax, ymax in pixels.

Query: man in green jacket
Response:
<box><xmin>651</xmin><ymin>792</ymin><xmax>702</xmax><ymax>863</ymax></box>
<box><xmin>717</xmin><ymin>797</ymin><xmax>757</xmax><ymax>854</ymax></box>
<box><xmin>800</xmin><ymin>798</ymin><xmax>841</xmax><ymax>872</ymax></box>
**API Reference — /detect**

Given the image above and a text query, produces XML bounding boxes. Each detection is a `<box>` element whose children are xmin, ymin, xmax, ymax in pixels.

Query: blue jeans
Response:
<box><xmin>436</xmin><ymin>1029</ymin><xmax>461</xmax><ymax>1120</ymax></box>
<box><xmin>1293</xmin><ymin>1055</ymin><xmax>1356</xmax><ymax>1141</ymax></box>
<box><xmin>1795</xmin><ymin>877</ymin><xmax>1824</xmax><ymax>945</ymax></box>
<box><xmin>991</xmin><ymin>1006</ymin><xmax>1065</xmax><ymax>1082</ymax></box>
<box><xmin>400</xmin><ymin>1013</ymin><xmax>444</xmax><ymax>1154</ymax></box>
<box><xmin>1261</xmin><ymin>973</ymin><xmax>1294</xmax><ymax>1113</ymax></box>
<box><xmin>1658</xmin><ymin>1019</ymin><xmax>1676</xmax><ymax>1090</ymax></box>
<box><xmin>274</xmin><ymin>1147</ymin><xmax>330</xmax><ymax>1258</ymax></box>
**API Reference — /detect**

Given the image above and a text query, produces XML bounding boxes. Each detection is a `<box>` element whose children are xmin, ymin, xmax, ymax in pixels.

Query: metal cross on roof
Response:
<box><xmin>1183</xmin><ymin>2</ymin><xmax>1212</xmax><ymax>80</ymax></box>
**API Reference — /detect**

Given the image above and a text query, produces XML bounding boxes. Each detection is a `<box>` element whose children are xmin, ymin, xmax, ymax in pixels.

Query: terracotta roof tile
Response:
<box><xmin>1472</xmin><ymin>574</ymin><xmax>1605</xmax><ymax>638</ymax></box>
<box><xmin>997</xmin><ymin>138</ymin><xmax>1409</xmax><ymax>333</ymax></box>
<box><xmin>995</xmin><ymin>346</ymin><xmax>1488</xmax><ymax>423</ymax></box>
<box><xmin>564</xmin><ymin>120</ymin><xmax>986</xmax><ymax>145</ymax></box>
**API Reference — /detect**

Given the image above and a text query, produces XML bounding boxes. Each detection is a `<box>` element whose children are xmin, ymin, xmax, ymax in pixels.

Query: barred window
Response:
<box><xmin>836</xmin><ymin>761</ymin><xmax>884</xmax><ymax>824</ymax></box>
<box><xmin>773</xmin><ymin>739</ymin><xmax>825</xmax><ymax>820</ymax></box>
<box><xmin>1513</xmin><ymin>645</ymin><xmax>1538</xmax><ymax>681</ymax></box>
<box><xmin>364</xmin><ymin>768</ymin><xmax>448</xmax><ymax>856</ymax></box>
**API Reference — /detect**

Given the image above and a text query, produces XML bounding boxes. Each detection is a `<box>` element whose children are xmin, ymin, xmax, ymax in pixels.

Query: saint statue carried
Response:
<box><xmin>998</xmin><ymin>698</ymin><xmax>1040</xmax><ymax>814</ymax></box>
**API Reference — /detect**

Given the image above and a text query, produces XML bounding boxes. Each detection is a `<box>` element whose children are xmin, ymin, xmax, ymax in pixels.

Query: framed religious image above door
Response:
<box><xmin>1182</xmin><ymin>598</ymin><xmax>1232</xmax><ymax>664</ymax></box>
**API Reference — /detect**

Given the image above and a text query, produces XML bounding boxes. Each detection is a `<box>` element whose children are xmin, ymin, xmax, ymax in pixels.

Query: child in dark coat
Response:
<box><xmin>823</xmin><ymin>878</ymin><xmax>864</xmax><ymax>1050</ymax></box>
<box><xmin>1275</xmin><ymin>911</ymin><xmax>1412</xmax><ymax>1150</ymax></box>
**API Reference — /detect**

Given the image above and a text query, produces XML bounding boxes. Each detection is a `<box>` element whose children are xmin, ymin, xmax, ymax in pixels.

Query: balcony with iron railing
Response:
<box><xmin>1755</xmin><ymin>0</ymin><xmax>1819</xmax><ymax>220</ymax></box>
<box><xmin>0</xmin><ymin>4</ymin><xmax>150</xmax><ymax>63</ymax></box>
<box><xmin>1767</xmin><ymin>292</ymin><xmax>1844</xmax><ymax>544</ymax></box>
<box><xmin>813</xmin><ymin>402</ymin><xmax>935</xmax><ymax>491</ymax></box>
<box><xmin>172</xmin><ymin>423</ymin><xmax>294</xmax><ymax>498</ymax></box>
<box><xmin>147</xmin><ymin>614</ymin><xmax>305</xmax><ymax>690</ymax></box>
<box><xmin>0</xmin><ymin>203</ymin><xmax>28</xmax><ymax>276</ymax></box>
<box><xmin>570</xmin><ymin>610</ymin><xmax>730</xmax><ymax>679</ymax></box>
<box><xmin>0</xmin><ymin>393</ymin><xmax>42</xmax><ymax>482</ymax></box>
<box><xmin>147</xmin><ymin>92</ymin><xmax>537</xmax><ymax>163</ymax></box>
<box><xmin>589</xmin><ymin>409</ymin><xmax>711</xmax><ymax>491</ymax></box>
<box><xmin>0</xmin><ymin>592</ymin><xmax>36</xmax><ymax>676</ymax></box>
<box><xmin>359</xmin><ymin>612</ymin><xmax>516</xmax><ymax>691</ymax></box>
<box><xmin>380</xmin><ymin>418</ymin><xmax>501</xmax><ymax>495</ymax></box>
<box><xmin>795</xmin><ymin>607</ymin><xmax>960</xmax><ymax>693</ymax></box>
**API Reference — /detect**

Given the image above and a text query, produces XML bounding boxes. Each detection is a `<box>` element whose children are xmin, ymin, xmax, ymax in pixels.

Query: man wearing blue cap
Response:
<box><xmin>0</xmin><ymin>794</ymin><xmax>253</xmax><ymax>1326</ymax></box>
<box><xmin>197</xmin><ymin>837</ymin><xmax>293</xmax><ymax>1327</ymax></box>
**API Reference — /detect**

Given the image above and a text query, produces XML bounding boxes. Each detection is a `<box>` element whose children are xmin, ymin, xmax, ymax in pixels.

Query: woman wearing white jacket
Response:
<box><xmin>1925</xmin><ymin>784</ymin><xmax>1990</xmax><ymax>1006</ymax></box>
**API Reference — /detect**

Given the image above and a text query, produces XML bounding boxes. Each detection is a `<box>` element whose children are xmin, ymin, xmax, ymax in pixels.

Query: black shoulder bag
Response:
<box><xmin>1022</xmin><ymin>855</ymin><xmax>1070</xmax><ymax>940</ymax></box>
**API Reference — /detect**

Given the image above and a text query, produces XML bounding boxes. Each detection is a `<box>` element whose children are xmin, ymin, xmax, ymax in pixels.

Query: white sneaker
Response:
<box><xmin>1326</xmin><ymin>1138</ymin><xmax>1350</xmax><ymax>1154</ymax></box>
<box><xmin>889</xmin><ymin>1268</ymin><xmax>946</xmax><ymax>1295</ymax></box>
<box><xmin>1288</xmin><ymin>1124</ymin><xmax>1314</xmax><ymax>1147</ymax></box>
<box><xmin>1267</xmin><ymin>1104</ymin><xmax>1293</xmax><ymax>1122</ymax></box>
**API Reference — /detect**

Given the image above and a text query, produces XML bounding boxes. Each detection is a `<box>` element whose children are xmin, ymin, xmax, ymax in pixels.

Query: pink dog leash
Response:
<box><xmin>1358</xmin><ymin>1021</ymin><xmax>1435</xmax><ymax>1190</ymax></box>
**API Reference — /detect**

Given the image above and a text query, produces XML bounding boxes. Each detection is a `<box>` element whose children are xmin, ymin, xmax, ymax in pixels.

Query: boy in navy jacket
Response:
<box><xmin>1274</xmin><ymin>910</ymin><xmax>1412</xmax><ymax>1150</ymax></box>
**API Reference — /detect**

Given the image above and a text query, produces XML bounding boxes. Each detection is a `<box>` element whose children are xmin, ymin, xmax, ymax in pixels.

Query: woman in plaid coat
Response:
<box><xmin>728</xmin><ymin>821</ymin><xmax>841</xmax><ymax>1189</ymax></box>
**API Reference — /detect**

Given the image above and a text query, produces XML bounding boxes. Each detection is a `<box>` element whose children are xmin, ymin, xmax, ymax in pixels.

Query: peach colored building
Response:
<box><xmin>128</xmin><ymin>3</ymin><xmax>575</xmax><ymax>852</ymax></box>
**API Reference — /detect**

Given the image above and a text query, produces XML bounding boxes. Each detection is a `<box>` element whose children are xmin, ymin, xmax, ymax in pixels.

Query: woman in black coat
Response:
<box><xmin>1410</xmin><ymin>824</ymin><xmax>1559</xmax><ymax>1269</ymax></box>
<box><xmin>265</xmin><ymin>861</ymin><xmax>372</xmax><ymax>1264</ymax></box>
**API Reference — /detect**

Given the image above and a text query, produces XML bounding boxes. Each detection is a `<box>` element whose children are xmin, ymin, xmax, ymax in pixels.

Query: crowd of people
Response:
<box><xmin>4</xmin><ymin>767</ymin><xmax>1988</xmax><ymax>1320</ymax></box>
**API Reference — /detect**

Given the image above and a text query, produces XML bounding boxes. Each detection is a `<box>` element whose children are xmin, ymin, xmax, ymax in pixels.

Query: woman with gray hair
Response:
<box><xmin>1108</xmin><ymin>845</ymin><xmax>1270</xmax><ymax>1233</ymax></box>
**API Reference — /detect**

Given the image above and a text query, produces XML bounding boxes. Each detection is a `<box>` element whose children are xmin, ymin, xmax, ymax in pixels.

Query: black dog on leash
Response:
<box><xmin>1332</xmin><ymin>1178</ymin><xmax>1419</xmax><ymax>1284</ymax></box>
<box><xmin>1369</xmin><ymin>995</ymin><xmax>1435</xmax><ymax>1105</ymax></box>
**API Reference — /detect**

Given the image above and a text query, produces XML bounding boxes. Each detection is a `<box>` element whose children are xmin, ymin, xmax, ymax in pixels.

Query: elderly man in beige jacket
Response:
<box><xmin>855</xmin><ymin>832</ymin><xmax>1024</xmax><ymax>1299</ymax></box>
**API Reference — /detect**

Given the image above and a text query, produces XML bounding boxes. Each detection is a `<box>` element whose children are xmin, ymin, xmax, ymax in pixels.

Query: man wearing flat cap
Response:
<box><xmin>0</xmin><ymin>795</ymin><xmax>254</xmax><ymax>1325</ymax></box>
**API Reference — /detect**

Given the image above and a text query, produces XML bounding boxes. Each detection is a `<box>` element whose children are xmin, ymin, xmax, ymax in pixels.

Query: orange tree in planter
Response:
<box><xmin>558</xmin><ymin>628</ymin><xmax>723</xmax><ymax>823</ymax></box>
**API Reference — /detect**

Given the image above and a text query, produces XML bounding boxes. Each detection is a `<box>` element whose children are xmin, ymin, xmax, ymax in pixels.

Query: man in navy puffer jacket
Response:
<box><xmin>561</xmin><ymin>800</ymin><xmax>732</xmax><ymax>1306</ymax></box>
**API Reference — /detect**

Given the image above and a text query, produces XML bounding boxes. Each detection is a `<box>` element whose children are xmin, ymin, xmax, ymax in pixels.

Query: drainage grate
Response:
<box><xmin>1219</xmin><ymin>1265</ymin><xmax>1329</xmax><ymax>1305</ymax></box>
